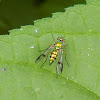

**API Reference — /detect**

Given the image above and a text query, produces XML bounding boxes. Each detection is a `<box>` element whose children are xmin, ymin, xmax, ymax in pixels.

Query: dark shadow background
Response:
<box><xmin>0</xmin><ymin>0</ymin><xmax>86</xmax><ymax>35</ymax></box>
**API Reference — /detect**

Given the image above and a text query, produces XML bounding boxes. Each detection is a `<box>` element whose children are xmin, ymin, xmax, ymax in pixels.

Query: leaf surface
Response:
<box><xmin>0</xmin><ymin>0</ymin><xmax>100</xmax><ymax>100</ymax></box>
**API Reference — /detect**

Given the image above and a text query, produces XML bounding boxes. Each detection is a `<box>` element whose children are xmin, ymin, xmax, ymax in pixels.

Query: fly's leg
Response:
<box><xmin>56</xmin><ymin>69</ymin><xmax>58</xmax><ymax>78</ymax></box>
<box><xmin>38</xmin><ymin>43</ymin><xmax>55</xmax><ymax>52</ymax></box>
<box><xmin>38</xmin><ymin>48</ymin><xmax>48</xmax><ymax>52</ymax></box>
<box><xmin>65</xmin><ymin>53</ymin><xmax>70</xmax><ymax>67</ymax></box>
<box><xmin>41</xmin><ymin>55</ymin><xmax>48</xmax><ymax>67</ymax></box>
<box><xmin>51</xmin><ymin>33</ymin><xmax>57</xmax><ymax>43</ymax></box>
<box><xmin>63</xmin><ymin>44</ymin><xmax>68</xmax><ymax>47</ymax></box>
<box><xmin>35</xmin><ymin>54</ymin><xmax>46</xmax><ymax>63</ymax></box>
<box><xmin>63</xmin><ymin>44</ymin><xmax>70</xmax><ymax>67</ymax></box>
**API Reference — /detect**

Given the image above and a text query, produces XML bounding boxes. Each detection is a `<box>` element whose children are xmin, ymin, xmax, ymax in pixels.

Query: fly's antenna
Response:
<box><xmin>62</xmin><ymin>34</ymin><xmax>66</xmax><ymax>40</ymax></box>
<box><xmin>51</xmin><ymin>33</ymin><xmax>55</xmax><ymax>41</ymax></box>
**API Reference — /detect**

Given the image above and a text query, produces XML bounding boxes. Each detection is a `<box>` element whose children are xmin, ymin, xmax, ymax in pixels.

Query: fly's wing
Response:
<box><xmin>56</xmin><ymin>48</ymin><xmax>63</xmax><ymax>74</ymax></box>
<box><xmin>35</xmin><ymin>44</ymin><xmax>55</xmax><ymax>63</ymax></box>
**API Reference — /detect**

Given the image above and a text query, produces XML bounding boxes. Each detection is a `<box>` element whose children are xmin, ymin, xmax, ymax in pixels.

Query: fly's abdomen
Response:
<box><xmin>50</xmin><ymin>50</ymin><xmax>58</xmax><ymax>64</ymax></box>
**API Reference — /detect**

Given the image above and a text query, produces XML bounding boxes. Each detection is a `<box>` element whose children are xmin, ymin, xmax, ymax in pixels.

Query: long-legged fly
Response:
<box><xmin>35</xmin><ymin>36</ymin><xmax>70</xmax><ymax>75</ymax></box>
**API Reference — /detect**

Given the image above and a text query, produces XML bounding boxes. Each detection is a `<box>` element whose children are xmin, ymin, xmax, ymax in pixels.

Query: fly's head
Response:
<box><xmin>57</xmin><ymin>37</ymin><xmax>65</xmax><ymax>44</ymax></box>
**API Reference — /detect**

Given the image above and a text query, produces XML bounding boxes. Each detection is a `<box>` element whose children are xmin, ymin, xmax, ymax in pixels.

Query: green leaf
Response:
<box><xmin>0</xmin><ymin>0</ymin><xmax>100</xmax><ymax>100</ymax></box>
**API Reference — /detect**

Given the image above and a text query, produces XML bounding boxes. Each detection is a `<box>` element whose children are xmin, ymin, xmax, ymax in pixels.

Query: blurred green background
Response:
<box><xmin>0</xmin><ymin>0</ymin><xmax>85</xmax><ymax>35</ymax></box>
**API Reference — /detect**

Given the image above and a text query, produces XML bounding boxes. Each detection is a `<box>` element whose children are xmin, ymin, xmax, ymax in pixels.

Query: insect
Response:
<box><xmin>35</xmin><ymin>36</ymin><xmax>70</xmax><ymax>75</ymax></box>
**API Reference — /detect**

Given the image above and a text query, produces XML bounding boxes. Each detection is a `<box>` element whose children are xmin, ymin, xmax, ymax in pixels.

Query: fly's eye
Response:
<box><xmin>57</xmin><ymin>38</ymin><xmax>60</xmax><ymax>40</ymax></box>
<box><xmin>57</xmin><ymin>38</ymin><xmax>60</xmax><ymax>41</ymax></box>
<box><xmin>62</xmin><ymin>39</ymin><xmax>65</xmax><ymax>42</ymax></box>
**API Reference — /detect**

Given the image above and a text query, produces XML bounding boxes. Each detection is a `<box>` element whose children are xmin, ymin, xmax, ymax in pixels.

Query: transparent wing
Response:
<box><xmin>56</xmin><ymin>48</ymin><xmax>63</xmax><ymax>75</ymax></box>
<box><xmin>35</xmin><ymin>43</ymin><xmax>55</xmax><ymax>63</ymax></box>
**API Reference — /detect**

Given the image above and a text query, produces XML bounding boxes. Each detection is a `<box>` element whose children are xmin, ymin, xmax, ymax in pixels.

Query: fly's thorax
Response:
<box><xmin>55</xmin><ymin>42</ymin><xmax>62</xmax><ymax>50</ymax></box>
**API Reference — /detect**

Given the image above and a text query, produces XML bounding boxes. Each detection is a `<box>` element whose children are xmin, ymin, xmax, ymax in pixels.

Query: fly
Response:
<box><xmin>35</xmin><ymin>37</ymin><xmax>70</xmax><ymax>75</ymax></box>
